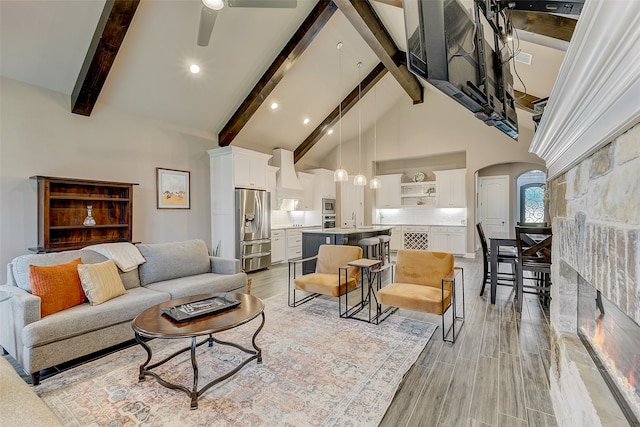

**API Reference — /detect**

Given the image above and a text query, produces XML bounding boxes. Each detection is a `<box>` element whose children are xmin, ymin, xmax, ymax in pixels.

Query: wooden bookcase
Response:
<box><xmin>30</xmin><ymin>176</ymin><xmax>138</xmax><ymax>253</ymax></box>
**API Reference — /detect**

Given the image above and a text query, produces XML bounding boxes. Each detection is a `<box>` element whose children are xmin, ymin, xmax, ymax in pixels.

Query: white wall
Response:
<box><xmin>320</xmin><ymin>87</ymin><xmax>545</xmax><ymax>252</ymax></box>
<box><xmin>0</xmin><ymin>78</ymin><xmax>217</xmax><ymax>279</ymax></box>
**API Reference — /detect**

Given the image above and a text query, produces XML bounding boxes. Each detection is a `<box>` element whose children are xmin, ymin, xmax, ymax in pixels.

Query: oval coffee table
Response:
<box><xmin>132</xmin><ymin>292</ymin><xmax>265</xmax><ymax>409</ymax></box>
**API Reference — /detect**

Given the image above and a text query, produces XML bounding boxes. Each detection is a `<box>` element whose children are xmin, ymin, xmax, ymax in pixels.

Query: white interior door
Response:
<box><xmin>479</xmin><ymin>175</ymin><xmax>509</xmax><ymax>234</ymax></box>
<box><xmin>340</xmin><ymin>179</ymin><xmax>364</xmax><ymax>228</ymax></box>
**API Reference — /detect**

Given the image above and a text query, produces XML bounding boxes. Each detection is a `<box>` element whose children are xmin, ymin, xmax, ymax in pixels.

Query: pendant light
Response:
<box><xmin>333</xmin><ymin>41</ymin><xmax>348</xmax><ymax>182</ymax></box>
<box><xmin>370</xmin><ymin>85</ymin><xmax>381</xmax><ymax>190</ymax></box>
<box><xmin>353</xmin><ymin>61</ymin><xmax>367</xmax><ymax>186</ymax></box>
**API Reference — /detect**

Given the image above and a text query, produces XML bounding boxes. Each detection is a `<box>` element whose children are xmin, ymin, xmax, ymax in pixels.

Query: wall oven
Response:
<box><xmin>322</xmin><ymin>198</ymin><xmax>336</xmax><ymax>215</ymax></box>
<box><xmin>322</xmin><ymin>215</ymin><xmax>336</xmax><ymax>229</ymax></box>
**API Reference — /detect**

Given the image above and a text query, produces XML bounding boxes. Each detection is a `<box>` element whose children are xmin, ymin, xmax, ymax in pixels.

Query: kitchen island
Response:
<box><xmin>300</xmin><ymin>226</ymin><xmax>393</xmax><ymax>274</ymax></box>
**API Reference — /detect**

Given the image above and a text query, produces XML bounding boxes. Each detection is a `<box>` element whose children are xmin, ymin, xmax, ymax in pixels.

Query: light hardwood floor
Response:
<box><xmin>248</xmin><ymin>254</ymin><xmax>557</xmax><ymax>427</ymax></box>
<box><xmin>4</xmin><ymin>252</ymin><xmax>557</xmax><ymax>427</ymax></box>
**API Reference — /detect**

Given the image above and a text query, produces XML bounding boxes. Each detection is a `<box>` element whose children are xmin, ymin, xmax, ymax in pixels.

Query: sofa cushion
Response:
<box><xmin>0</xmin><ymin>357</ymin><xmax>64</xmax><ymax>427</ymax></box>
<box><xmin>144</xmin><ymin>272</ymin><xmax>247</xmax><ymax>299</ymax></box>
<box><xmin>22</xmin><ymin>287</ymin><xmax>170</xmax><ymax>348</ymax></box>
<box><xmin>12</xmin><ymin>249</ymin><xmax>108</xmax><ymax>292</ymax></box>
<box><xmin>29</xmin><ymin>258</ymin><xmax>87</xmax><ymax>317</ymax></box>
<box><xmin>118</xmin><ymin>268</ymin><xmax>141</xmax><ymax>290</ymax></box>
<box><xmin>77</xmin><ymin>260</ymin><xmax>126</xmax><ymax>305</ymax></box>
<box><xmin>137</xmin><ymin>239</ymin><xmax>211</xmax><ymax>286</ymax></box>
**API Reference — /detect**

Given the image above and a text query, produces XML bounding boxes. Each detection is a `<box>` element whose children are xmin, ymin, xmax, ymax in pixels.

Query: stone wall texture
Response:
<box><xmin>551</xmin><ymin>124</ymin><xmax>640</xmax><ymax>331</ymax></box>
<box><xmin>549</xmin><ymin>123</ymin><xmax>640</xmax><ymax>426</ymax></box>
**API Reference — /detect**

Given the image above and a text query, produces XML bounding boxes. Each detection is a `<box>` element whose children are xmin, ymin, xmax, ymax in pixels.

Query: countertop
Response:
<box><xmin>372</xmin><ymin>223</ymin><xmax>467</xmax><ymax>227</ymax></box>
<box><xmin>301</xmin><ymin>226</ymin><xmax>393</xmax><ymax>235</ymax></box>
<box><xmin>271</xmin><ymin>225</ymin><xmax>321</xmax><ymax>231</ymax></box>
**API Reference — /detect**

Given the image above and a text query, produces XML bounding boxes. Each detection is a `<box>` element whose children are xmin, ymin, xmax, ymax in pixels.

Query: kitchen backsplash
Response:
<box><xmin>375</xmin><ymin>207</ymin><xmax>467</xmax><ymax>226</ymax></box>
<box><xmin>271</xmin><ymin>210</ymin><xmax>307</xmax><ymax>228</ymax></box>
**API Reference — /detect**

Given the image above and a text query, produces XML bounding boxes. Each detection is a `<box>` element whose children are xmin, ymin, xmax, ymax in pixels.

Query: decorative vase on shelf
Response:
<box><xmin>83</xmin><ymin>205</ymin><xmax>96</xmax><ymax>227</ymax></box>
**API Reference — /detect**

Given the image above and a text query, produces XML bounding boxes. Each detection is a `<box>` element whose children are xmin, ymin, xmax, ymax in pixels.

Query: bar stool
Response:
<box><xmin>359</xmin><ymin>237</ymin><xmax>381</xmax><ymax>260</ymax></box>
<box><xmin>378</xmin><ymin>234</ymin><xmax>391</xmax><ymax>264</ymax></box>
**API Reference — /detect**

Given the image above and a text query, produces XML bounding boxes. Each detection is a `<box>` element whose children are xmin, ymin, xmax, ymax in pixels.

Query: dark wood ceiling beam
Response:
<box><xmin>71</xmin><ymin>0</ymin><xmax>139</xmax><ymax>116</ymax></box>
<box><xmin>218</xmin><ymin>0</ymin><xmax>338</xmax><ymax>146</ymax></box>
<box><xmin>510</xmin><ymin>10</ymin><xmax>576</xmax><ymax>42</ymax></box>
<box><xmin>333</xmin><ymin>0</ymin><xmax>423</xmax><ymax>105</ymax></box>
<box><xmin>294</xmin><ymin>62</ymin><xmax>387</xmax><ymax>163</ymax></box>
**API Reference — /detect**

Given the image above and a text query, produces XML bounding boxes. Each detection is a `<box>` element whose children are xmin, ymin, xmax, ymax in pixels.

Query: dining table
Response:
<box><xmin>485</xmin><ymin>229</ymin><xmax>517</xmax><ymax>304</ymax></box>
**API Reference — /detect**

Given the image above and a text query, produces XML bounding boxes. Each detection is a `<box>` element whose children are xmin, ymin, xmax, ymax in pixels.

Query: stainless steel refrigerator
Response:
<box><xmin>235</xmin><ymin>189</ymin><xmax>271</xmax><ymax>272</ymax></box>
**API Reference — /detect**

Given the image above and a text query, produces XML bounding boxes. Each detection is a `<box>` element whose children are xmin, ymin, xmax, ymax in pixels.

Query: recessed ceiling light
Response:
<box><xmin>303</xmin><ymin>118</ymin><xmax>310</xmax><ymax>125</ymax></box>
<box><xmin>327</xmin><ymin>129</ymin><xmax>334</xmax><ymax>135</ymax></box>
<box><xmin>202</xmin><ymin>0</ymin><xmax>224</xmax><ymax>10</ymax></box>
<box><xmin>271</xmin><ymin>102</ymin><xmax>279</xmax><ymax>110</ymax></box>
<box><xmin>189</xmin><ymin>64</ymin><xmax>200</xmax><ymax>74</ymax></box>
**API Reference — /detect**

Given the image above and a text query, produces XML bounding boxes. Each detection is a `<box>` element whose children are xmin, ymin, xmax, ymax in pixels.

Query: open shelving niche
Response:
<box><xmin>30</xmin><ymin>176</ymin><xmax>138</xmax><ymax>253</ymax></box>
<box><xmin>400</xmin><ymin>181</ymin><xmax>436</xmax><ymax>206</ymax></box>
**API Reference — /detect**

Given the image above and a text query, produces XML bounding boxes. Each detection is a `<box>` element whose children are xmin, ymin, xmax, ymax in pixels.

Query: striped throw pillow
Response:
<box><xmin>77</xmin><ymin>260</ymin><xmax>126</xmax><ymax>305</ymax></box>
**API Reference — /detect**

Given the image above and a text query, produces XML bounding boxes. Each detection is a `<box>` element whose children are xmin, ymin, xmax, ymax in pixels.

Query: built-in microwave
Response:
<box><xmin>322</xmin><ymin>198</ymin><xmax>336</xmax><ymax>214</ymax></box>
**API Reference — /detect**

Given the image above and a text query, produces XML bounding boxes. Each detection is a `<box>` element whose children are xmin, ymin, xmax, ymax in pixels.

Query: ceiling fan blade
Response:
<box><xmin>197</xmin><ymin>6</ymin><xmax>219</xmax><ymax>47</ymax></box>
<box><xmin>227</xmin><ymin>0</ymin><xmax>297</xmax><ymax>8</ymax></box>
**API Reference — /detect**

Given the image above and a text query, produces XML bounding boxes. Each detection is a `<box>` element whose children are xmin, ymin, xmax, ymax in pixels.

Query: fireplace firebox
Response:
<box><xmin>577</xmin><ymin>274</ymin><xmax>640</xmax><ymax>425</ymax></box>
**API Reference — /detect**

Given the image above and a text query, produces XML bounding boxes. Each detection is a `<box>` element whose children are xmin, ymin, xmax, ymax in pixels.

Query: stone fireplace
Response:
<box><xmin>548</xmin><ymin>125</ymin><xmax>640</xmax><ymax>426</ymax></box>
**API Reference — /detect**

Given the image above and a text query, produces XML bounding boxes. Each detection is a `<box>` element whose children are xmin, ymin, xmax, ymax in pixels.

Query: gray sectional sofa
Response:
<box><xmin>0</xmin><ymin>239</ymin><xmax>247</xmax><ymax>385</ymax></box>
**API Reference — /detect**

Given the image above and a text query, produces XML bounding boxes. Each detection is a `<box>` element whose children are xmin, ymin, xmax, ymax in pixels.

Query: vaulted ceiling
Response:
<box><xmin>0</xmin><ymin>0</ymin><xmax>575</xmax><ymax>166</ymax></box>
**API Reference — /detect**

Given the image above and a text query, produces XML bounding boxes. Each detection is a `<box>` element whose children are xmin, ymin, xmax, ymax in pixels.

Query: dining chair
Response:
<box><xmin>476</xmin><ymin>223</ymin><xmax>517</xmax><ymax>296</ymax></box>
<box><xmin>288</xmin><ymin>244</ymin><xmax>363</xmax><ymax>316</ymax></box>
<box><xmin>515</xmin><ymin>226</ymin><xmax>552</xmax><ymax>312</ymax></box>
<box><xmin>376</xmin><ymin>250</ymin><xmax>464</xmax><ymax>343</ymax></box>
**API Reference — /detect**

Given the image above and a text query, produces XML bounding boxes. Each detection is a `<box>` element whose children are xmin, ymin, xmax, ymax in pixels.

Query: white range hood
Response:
<box><xmin>272</xmin><ymin>148</ymin><xmax>304</xmax><ymax>203</ymax></box>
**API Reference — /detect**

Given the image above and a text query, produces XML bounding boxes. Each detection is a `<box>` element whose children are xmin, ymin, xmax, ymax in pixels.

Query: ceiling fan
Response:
<box><xmin>198</xmin><ymin>0</ymin><xmax>298</xmax><ymax>46</ymax></box>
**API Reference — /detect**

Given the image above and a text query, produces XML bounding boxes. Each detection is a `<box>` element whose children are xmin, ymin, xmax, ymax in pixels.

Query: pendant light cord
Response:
<box><xmin>338</xmin><ymin>43</ymin><xmax>343</xmax><ymax>168</ymax></box>
<box><xmin>358</xmin><ymin>62</ymin><xmax>362</xmax><ymax>175</ymax></box>
<box><xmin>374</xmin><ymin>86</ymin><xmax>377</xmax><ymax>177</ymax></box>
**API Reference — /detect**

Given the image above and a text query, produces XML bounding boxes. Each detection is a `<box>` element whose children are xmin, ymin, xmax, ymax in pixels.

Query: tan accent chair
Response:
<box><xmin>377</xmin><ymin>250</ymin><xmax>464</xmax><ymax>343</ymax></box>
<box><xmin>288</xmin><ymin>245</ymin><xmax>363</xmax><ymax>314</ymax></box>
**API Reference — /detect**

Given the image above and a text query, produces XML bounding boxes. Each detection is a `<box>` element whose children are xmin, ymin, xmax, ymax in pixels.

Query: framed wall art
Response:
<box><xmin>156</xmin><ymin>168</ymin><xmax>190</xmax><ymax>209</ymax></box>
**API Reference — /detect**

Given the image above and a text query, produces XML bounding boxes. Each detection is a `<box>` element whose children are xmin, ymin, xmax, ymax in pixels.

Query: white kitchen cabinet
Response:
<box><xmin>390</xmin><ymin>226</ymin><xmax>403</xmax><ymax>251</ymax></box>
<box><xmin>271</xmin><ymin>230</ymin><xmax>285</xmax><ymax>263</ymax></box>
<box><xmin>435</xmin><ymin>169</ymin><xmax>466</xmax><ymax>208</ymax></box>
<box><xmin>429</xmin><ymin>228</ymin><xmax>449</xmax><ymax>252</ymax></box>
<box><xmin>375</xmin><ymin>174</ymin><xmax>403</xmax><ymax>208</ymax></box>
<box><xmin>430</xmin><ymin>226</ymin><xmax>466</xmax><ymax>254</ymax></box>
<box><xmin>296</xmin><ymin>172</ymin><xmax>315</xmax><ymax>211</ymax></box>
<box><xmin>286</xmin><ymin>229</ymin><xmax>303</xmax><ymax>260</ymax></box>
<box><xmin>233</xmin><ymin>149</ymin><xmax>270</xmax><ymax>190</ymax></box>
<box><xmin>267</xmin><ymin>166</ymin><xmax>279</xmax><ymax>211</ymax></box>
<box><xmin>449</xmin><ymin>229</ymin><xmax>467</xmax><ymax>254</ymax></box>
<box><xmin>308</xmin><ymin>168</ymin><xmax>336</xmax><ymax>200</ymax></box>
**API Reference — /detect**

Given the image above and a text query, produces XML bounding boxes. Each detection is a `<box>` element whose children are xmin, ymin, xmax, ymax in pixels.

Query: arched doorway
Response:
<box><xmin>516</xmin><ymin>170</ymin><xmax>546</xmax><ymax>225</ymax></box>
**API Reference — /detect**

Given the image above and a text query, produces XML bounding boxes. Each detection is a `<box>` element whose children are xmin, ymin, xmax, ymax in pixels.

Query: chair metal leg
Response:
<box><xmin>442</xmin><ymin>267</ymin><xmax>465</xmax><ymax>344</ymax></box>
<box><xmin>288</xmin><ymin>260</ymin><xmax>319</xmax><ymax>308</ymax></box>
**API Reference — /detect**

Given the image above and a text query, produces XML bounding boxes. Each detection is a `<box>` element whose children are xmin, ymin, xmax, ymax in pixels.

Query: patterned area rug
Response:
<box><xmin>35</xmin><ymin>294</ymin><xmax>436</xmax><ymax>426</ymax></box>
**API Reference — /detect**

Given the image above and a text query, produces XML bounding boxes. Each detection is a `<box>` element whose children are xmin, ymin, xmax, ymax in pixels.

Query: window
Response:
<box><xmin>520</xmin><ymin>183</ymin><xmax>545</xmax><ymax>224</ymax></box>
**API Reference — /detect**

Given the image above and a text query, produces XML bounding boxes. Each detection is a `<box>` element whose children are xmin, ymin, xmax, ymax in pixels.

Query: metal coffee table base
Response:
<box><xmin>135</xmin><ymin>311</ymin><xmax>265</xmax><ymax>409</ymax></box>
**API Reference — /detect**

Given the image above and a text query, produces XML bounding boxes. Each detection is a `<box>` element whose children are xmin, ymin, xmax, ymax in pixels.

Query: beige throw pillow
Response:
<box><xmin>77</xmin><ymin>260</ymin><xmax>126</xmax><ymax>305</ymax></box>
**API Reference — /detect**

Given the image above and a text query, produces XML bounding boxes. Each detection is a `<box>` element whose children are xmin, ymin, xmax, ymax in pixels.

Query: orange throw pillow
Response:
<box><xmin>29</xmin><ymin>258</ymin><xmax>87</xmax><ymax>317</ymax></box>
